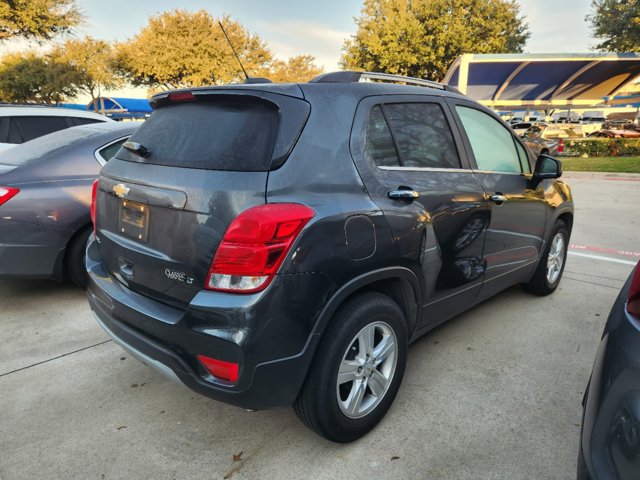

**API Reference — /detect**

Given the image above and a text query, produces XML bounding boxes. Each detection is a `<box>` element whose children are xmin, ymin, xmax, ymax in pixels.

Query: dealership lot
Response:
<box><xmin>1</xmin><ymin>172</ymin><xmax>638</xmax><ymax>480</ymax></box>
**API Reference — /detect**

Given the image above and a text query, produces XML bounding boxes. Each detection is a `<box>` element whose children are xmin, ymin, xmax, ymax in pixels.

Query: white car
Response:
<box><xmin>0</xmin><ymin>105</ymin><xmax>112</xmax><ymax>152</ymax></box>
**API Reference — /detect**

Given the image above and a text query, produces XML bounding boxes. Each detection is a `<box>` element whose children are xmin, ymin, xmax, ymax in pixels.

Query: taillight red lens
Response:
<box><xmin>557</xmin><ymin>139</ymin><xmax>564</xmax><ymax>154</ymax></box>
<box><xmin>90</xmin><ymin>179</ymin><xmax>98</xmax><ymax>236</ymax></box>
<box><xmin>0</xmin><ymin>186</ymin><xmax>19</xmax><ymax>206</ymax></box>
<box><xmin>627</xmin><ymin>262</ymin><xmax>640</xmax><ymax>317</ymax></box>
<box><xmin>205</xmin><ymin>203</ymin><xmax>315</xmax><ymax>293</ymax></box>
<box><xmin>197</xmin><ymin>354</ymin><xmax>239</xmax><ymax>383</ymax></box>
<box><xmin>168</xmin><ymin>91</ymin><xmax>195</xmax><ymax>102</ymax></box>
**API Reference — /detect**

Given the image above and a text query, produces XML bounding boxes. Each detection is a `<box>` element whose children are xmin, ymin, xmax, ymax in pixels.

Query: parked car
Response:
<box><xmin>0</xmin><ymin>104</ymin><xmax>113</xmax><ymax>152</ymax></box>
<box><xmin>0</xmin><ymin>121</ymin><xmax>138</xmax><ymax>287</ymax></box>
<box><xmin>520</xmin><ymin>123</ymin><xmax>561</xmax><ymax>156</ymax></box>
<box><xmin>86</xmin><ymin>71</ymin><xmax>574</xmax><ymax>442</ymax></box>
<box><xmin>523</xmin><ymin>137</ymin><xmax>560</xmax><ymax>157</ymax></box>
<box><xmin>587</xmin><ymin>129</ymin><xmax>640</xmax><ymax>138</ymax></box>
<box><xmin>511</xmin><ymin>122</ymin><xmax>536</xmax><ymax>136</ymax></box>
<box><xmin>578</xmin><ymin>261</ymin><xmax>640</xmax><ymax>479</ymax></box>
<box><xmin>522</xmin><ymin>123</ymin><xmax>586</xmax><ymax>139</ymax></box>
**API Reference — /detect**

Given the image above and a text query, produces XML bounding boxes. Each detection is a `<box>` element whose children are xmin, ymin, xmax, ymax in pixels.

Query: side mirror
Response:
<box><xmin>530</xmin><ymin>154</ymin><xmax>562</xmax><ymax>189</ymax></box>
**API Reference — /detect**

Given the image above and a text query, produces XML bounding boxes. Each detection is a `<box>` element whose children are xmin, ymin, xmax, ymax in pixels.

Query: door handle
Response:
<box><xmin>388</xmin><ymin>189</ymin><xmax>420</xmax><ymax>200</ymax></box>
<box><xmin>489</xmin><ymin>193</ymin><xmax>506</xmax><ymax>204</ymax></box>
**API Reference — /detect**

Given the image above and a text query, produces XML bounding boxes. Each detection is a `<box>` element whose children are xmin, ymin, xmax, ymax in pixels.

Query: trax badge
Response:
<box><xmin>113</xmin><ymin>183</ymin><xmax>130</xmax><ymax>198</ymax></box>
<box><xmin>164</xmin><ymin>268</ymin><xmax>194</xmax><ymax>285</ymax></box>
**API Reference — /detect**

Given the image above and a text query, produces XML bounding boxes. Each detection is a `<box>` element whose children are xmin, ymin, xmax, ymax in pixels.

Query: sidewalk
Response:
<box><xmin>561</xmin><ymin>170</ymin><xmax>640</xmax><ymax>181</ymax></box>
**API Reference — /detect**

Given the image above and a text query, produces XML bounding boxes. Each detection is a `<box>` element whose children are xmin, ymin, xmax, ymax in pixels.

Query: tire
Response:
<box><xmin>577</xmin><ymin>442</ymin><xmax>591</xmax><ymax>480</ymax></box>
<box><xmin>64</xmin><ymin>226</ymin><xmax>92</xmax><ymax>289</ymax></box>
<box><xmin>294</xmin><ymin>292</ymin><xmax>408</xmax><ymax>442</ymax></box>
<box><xmin>522</xmin><ymin>220</ymin><xmax>569</xmax><ymax>296</ymax></box>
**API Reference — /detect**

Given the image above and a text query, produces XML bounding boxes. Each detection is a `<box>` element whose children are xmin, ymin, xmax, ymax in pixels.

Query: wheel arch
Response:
<box><xmin>311</xmin><ymin>267</ymin><xmax>422</xmax><ymax>344</ymax></box>
<box><xmin>62</xmin><ymin>222</ymin><xmax>92</xmax><ymax>273</ymax></box>
<box><xmin>556</xmin><ymin>210</ymin><xmax>574</xmax><ymax>234</ymax></box>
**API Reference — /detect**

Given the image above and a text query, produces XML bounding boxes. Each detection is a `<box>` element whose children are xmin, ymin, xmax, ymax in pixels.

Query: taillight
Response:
<box><xmin>205</xmin><ymin>203</ymin><xmax>315</xmax><ymax>293</ymax></box>
<box><xmin>0</xmin><ymin>186</ymin><xmax>19</xmax><ymax>206</ymax></box>
<box><xmin>90</xmin><ymin>179</ymin><xmax>98</xmax><ymax>236</ymax></box>
<box><xmin>197</xmin><ymin>354</ymin><xmax>239</xmax><ymax>383</ymax></box>
<box><xmin>627</xmin><ymin>262</ymin><xmax>640</xmax><ymax>317</ymax></box>
<box><xmin>557</xmin><ymin>139</ymin><xmax>564</xmax><ymax>154</ymax></box>
<box><xmin>168</xmin><ymin>91</ymin><xmax>195</xmax><ymax>102</ymax></box>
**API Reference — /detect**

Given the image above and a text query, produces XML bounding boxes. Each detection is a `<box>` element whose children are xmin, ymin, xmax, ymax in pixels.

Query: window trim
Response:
<box><xmin>378</xmin><ymin>165</ymin><xmax>475</xmax><ymax>174</ymax></box>
<box><xmin>94</xmin><ymin>135</ymin><xmax>130</xmax><ymax>166</ymax></box>
<box><xmin>513</xmin><ymin>137</ymin><xmax>532</xmax><ymax>174</ymax></box>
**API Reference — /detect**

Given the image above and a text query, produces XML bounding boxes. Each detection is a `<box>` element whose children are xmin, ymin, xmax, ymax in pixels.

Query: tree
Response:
<box><xmin>268</xmin><ymin>55</ymin><xmax>323</xmax><ymax>82</ymax></box>
<box><xmin>0</xmin><ymin>51</ymin><xmax>81</xmax><ymax>104</ymax></box>
<box><xmin>115</xmin><ymin>10</ymin><xmax>273</xmax><ymax>90</ymax></box>
<box><xmin>0</xmin><ymin>0</ymin><xmax>82</xmax><ymax>42</ymax></box>
<box><xmin>587</xmin><ymin>0</ymin><xmax>640</xmax><ymax>51</ymax></box>
<box><xmin>52</xmin><ymin>36</ymin><xmax>121</xmax><ymax>105</ymax></box>
<box><xmin>341</xmin><ymin>0</ymin><xmax>530</xmax><ymax>81</ymax></box>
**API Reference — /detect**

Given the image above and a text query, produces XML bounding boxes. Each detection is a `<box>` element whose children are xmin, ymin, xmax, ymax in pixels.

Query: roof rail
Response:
<box><xmin>0</xmin><ymin>102</ymin><xmax>49</xmax><ymax>107</ymax></box>
<box><xmin>309</xmin><ymin>70</ymin><xmax>459</xmax><ymax>93</ymax></box>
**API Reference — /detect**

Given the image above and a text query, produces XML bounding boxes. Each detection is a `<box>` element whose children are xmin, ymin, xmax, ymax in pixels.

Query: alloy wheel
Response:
<box><xmin>336</xmin><ymin>321</ymin><xmax>398</xmax><ymax>419</ymax></box>
<box><xmin>546</xmin><ymin>232</ymin><xmax>565</xmax><ymax>284</ymax></box>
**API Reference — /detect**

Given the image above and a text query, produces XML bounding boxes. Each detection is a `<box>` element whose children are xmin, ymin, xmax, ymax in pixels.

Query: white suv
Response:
<box><xmin>0</xmin><ymin>105</ymin><xmax>112</xmax><ymax>152</ymax></box>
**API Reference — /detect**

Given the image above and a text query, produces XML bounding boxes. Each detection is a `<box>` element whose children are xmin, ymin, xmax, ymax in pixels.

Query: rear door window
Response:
<box><xmin>14</xmin><ymin>116</ymin><xmax>71</xmax><ymax>142</ymax></box>
<box><xmin>70</xmin><ymin>117</ymin><xmax>103</xmax><ymax>126</ymax></box>
<box><xmin>366</xmin><ymin>106</ymin><xmax>400</xmax><ymax>167</ymax></box>
<box><xmin>0</xmin><ymin>117</ymin><xmax>10</xmax><ymax>143</ymax></box>
<box><xmin>366</xmin><ymin>102</ymin><xmax>461</xmax><ymax>169</ymax></box>
<box><xmin>5</xmin><ymin>118</ymin><xmax>24</xmax><ymax>143</ymax></box>
<box><xmin>116</xmin><ymin>99</ymin><xmax>279</xmax><ymax>171</ymax></box>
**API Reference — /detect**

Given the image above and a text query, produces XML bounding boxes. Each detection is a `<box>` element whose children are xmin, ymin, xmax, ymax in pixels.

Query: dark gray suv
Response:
<box><xmin>87</xmin><ymin>71</ymin><xmax>574</xmax><ymax>442</ymax></box>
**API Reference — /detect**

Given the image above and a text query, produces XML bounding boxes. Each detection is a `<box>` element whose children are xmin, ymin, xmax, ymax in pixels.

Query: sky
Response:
<box><xmin>4</xmin><ymin>0</ymin><xmax>598</xmax><ymax>100</ymax></box>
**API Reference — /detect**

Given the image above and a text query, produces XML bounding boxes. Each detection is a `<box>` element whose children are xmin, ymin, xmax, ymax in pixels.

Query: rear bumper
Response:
<box><xmin>86</xmin><ymin>238</ymin><xmax>334</xmax><ymax>410</ymax></box>
<box><xmin>0</xmin><ymin>219</ymin><xmax>68</xmax><ymax>280</ymax></box>
<box><xmin>581</xmin><ymin>276</ymin><xmax>640</xmax><ymax>479</ymax></box>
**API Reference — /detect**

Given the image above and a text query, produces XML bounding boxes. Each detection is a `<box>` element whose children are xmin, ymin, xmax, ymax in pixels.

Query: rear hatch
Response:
<box><xmin>95</xmin><ymin>89</ymin><xmax>310</xmax><ymax>307</ymax></box>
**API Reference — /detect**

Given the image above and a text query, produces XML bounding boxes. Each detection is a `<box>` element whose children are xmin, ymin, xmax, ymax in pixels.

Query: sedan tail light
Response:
<box><xmin>205</xmin><ymin>203</ymin><xmax>315</xmax><ymax>293</ymax></box>
<box><xmin>557</xmin><ymin>139</ymin><xmax>564</xmax><ymax>154</ymax></box>
<box><xmin>627</xmin><ymin>262</ymin><xmax>640</xmax><ymax>317</ymax></box>
<box><xmin>0</xmin><ymin>186</ymin><xmax>19</xmax><ymax>206</ymax></box>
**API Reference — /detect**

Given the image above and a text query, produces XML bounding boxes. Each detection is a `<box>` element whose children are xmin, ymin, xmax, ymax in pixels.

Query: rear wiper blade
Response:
<box><xmin>122</xmin><ymin>141</ymin><xmax>150</xmax><ymax>158</ymax></box>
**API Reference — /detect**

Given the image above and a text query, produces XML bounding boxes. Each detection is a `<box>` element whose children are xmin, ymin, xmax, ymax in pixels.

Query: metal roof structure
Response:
<box><xmin>87</xmin><ymin>97</ymin><xmax>152</xmax><ymax>119</ymax></box>
<box><xmin>443</xmin><ymin>53</ymin><xmax>640</xmax><ymax>110</ymax></box>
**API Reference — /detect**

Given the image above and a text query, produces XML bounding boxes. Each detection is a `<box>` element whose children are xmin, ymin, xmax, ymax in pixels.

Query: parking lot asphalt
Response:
<box><xmin>1</xmin><ymin>172</ymin><xmax>638</xmax><ymax>480</ymax></box>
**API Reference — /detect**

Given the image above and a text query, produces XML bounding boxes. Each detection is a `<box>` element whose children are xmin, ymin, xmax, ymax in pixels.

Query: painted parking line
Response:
<box><xmin>567</xmin><ymin>251</ymin><xmax>637</xmax><ymax>266</ymax></box>
<box><xmin>570</xmin><ymin>243</ymin><xmax>640</xmax><ymax>258</ymax></box>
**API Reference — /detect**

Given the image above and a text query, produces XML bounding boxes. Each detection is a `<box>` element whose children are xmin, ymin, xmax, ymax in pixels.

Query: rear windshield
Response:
<box><xmin>115</xmin><ymin>98</ymin><xmax>279</xmax><ymax>171</ymax></box>
<box><xmin>0</xmin><ymin>126</ymin><xmax>101</xmax><ymax>166</ymax></box>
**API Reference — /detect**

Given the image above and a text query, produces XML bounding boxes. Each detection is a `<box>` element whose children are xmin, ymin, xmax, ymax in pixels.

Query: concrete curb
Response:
<box><xmin>562</xmin><ymin>171</ymin><xmax>640</xmax><ymax>180</ymax></box>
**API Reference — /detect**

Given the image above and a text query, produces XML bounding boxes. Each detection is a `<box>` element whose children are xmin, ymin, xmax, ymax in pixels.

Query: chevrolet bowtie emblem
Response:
<box><xmin>113</xmin><ymin>183</ymin><xmax>130</xmax><ymax>198</ymax></box>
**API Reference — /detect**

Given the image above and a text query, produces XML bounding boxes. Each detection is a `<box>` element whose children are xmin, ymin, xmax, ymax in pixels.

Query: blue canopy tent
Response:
<box><xmin>87</xmin><ymin>97</ymin><xmax>152</xmax><ymax>120</ymax></box>
<box><xmin>58</xmin><ymin>103</ymin><xmax>88</xmax><ymax>110</ymax></box>
<box><xmin>443</xmin><ymin>53</ymin><xmax>640</xmax><ymax>112</ymax></box>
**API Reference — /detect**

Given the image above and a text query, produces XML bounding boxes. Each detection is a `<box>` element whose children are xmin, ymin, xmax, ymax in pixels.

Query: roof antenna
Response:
<box><xmin>217</xmin><ymin>21</ymin><xmax>272</xmax><ymax>84</ymax></box>
<box><xmin>218</xmin><ymin>20</ymin><xmax>249</xmax><ymax>80</ymax></box>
